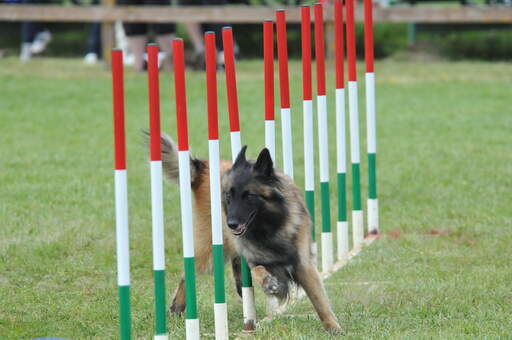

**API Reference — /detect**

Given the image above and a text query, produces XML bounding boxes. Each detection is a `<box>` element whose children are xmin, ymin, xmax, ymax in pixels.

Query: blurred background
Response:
<box><xmin>1</xmin><ymin>0</ymin><xmax>511</xmax><ymax>63</ymax></box>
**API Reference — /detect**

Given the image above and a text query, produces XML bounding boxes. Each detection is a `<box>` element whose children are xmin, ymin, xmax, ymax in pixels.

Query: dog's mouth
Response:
<box><xmin>232</xmin><ymin>211</ymin><xmax>256</xmax><ymax>236</ymax></box>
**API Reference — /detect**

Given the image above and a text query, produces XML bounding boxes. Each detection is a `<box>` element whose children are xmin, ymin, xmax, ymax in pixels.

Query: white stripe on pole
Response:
<box><xmin>115</xmin><ymin>169</ymin><xmax>130</xmax><ymax>286</ymax></box>
<box><xmin>353</xmin><ymin>210</ymin><xmax>364</xmax><ymax>248</ymax></box>
<box><xmin>154</xmin><ymin>335</ymin><xmax>168</xmax><ymax>340</ymax></box>
<box><xmin>348</xmin><ymin>81</ymin><xmax>360</xmax><ymax>164</ymax></box>
<box><xmin>281</xmin><ymin>107</ymin><xmax>294</xmax><ymax>179</ymax></box>
<box><xmin>337</xmin><ymin>221</ymin><xmax>349</xmax><ymax>260</ymax></box>
<box><xmin>178</xmin><ymin>150</ymin><xmax>195</xmax><ymax>258</ymax></box>
<box><xmin>208</xmin><ymin>140</ymin><xmax>223</xmax><ymax>246</ymax></box>
<box><xmin>230</xmin><ymin>131</ymin><xmax>242</xmax><ymax>161</ymax></box>
<box><xmin>365</xmin><ymin>72</ymin><xmax>376</xmax><ymax>154</ymax></box>
<box><xmin>335</xmin><ymin>89</ymin><xmax>347</xmax><ymax>174</ymax></box>
<box><xmin>368</xmin><ymin>198</ymin><xmax>378</xmax><ymax>234</ymax></box>
<box><xmin>321</xmin><ymin>232</ymin><xmax>333</xmax><ymax>272</ymax></box>
<box><xmin>214</xmin><ymin>303</ymin><xmax>228</xmax><ymax>339</ymax></box>
<box><xmin>303</xmin><ymin>99</ymin><xmax>314</xmax><ymax>191</ymax></box>
<box><xmin>185</xmin><ymin>318</ymin><xmax>200</xmax><ymax>340</ymax></box>
<box><xmin>150</xmin><ymin>161</ymin><xmax>165</xmax><ymax>271</ymax></box>
<box><xmin>242</xmin><ymin>287</ymin><xmax>256</xmax><ymax>322</ymax></box>
<box><xmin>317</xmin><ymin>95</ymin><xmax>329</xmax><ymax>182</ymax></box>
<box><xmin>265</xmin><ymin>120</ymin><xmax>276</xmax><ymax>162</ymax></box>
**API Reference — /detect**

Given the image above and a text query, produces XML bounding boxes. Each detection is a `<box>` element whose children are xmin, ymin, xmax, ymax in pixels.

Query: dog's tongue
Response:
<box><xmin>233</xmin><ymin>224</ymin><xmax>247</xmax><ymax>235</ymax></box>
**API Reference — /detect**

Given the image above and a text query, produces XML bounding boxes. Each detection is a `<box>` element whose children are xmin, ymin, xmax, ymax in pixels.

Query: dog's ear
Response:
<box><xmin>233</xmin><ymin>145</ymin><xmax>248</xmax><ymax>168</ymax></box>
<box><xmin>254</xmin><ymin>148</ymin><xmax>273</xmax><ymax>177</ymax></box>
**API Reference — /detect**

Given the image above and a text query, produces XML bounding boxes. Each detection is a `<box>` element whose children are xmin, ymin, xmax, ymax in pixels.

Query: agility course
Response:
<box><xmin>109</xmin><ymin>2</ymin><xmax>380</xmax><ymax>339</ymax></box>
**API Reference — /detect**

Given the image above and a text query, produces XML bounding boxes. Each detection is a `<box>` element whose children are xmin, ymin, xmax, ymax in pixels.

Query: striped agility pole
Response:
<box><xmin>263</xmin><ymin>20</ymin><xmax>275</xmax><ymax>162</ymax></box>
<box><xmin>146</xmin><ymin>44</ymin><xmax>168</xmax><ymax>340</ymax></box>
<box><xmin>111</xmin><ymin>49</ymin><xmax>132</xmax><ymax>340</ymax></box>
<box><xmin>205</xmin><ymin>32</ymin><xmax>229</xmax><ymax>340</ymax></box>
<box><xmin>314</xmin><ymin>2</ymin><xmax>333</xmax><ymax>273</ymax></box>
<box><xmin>275</xmin><ymin>9</ymin><xmax>294</xmax><ymax>180</ymax></box>
<box><xmin>346</xmin><ymin>0</ymin><xmax>364</xmax><ymax>248</ymax></box>
<box><xmin>300</xmin><ymin>5</ymin><xmax>317</xmax><ymax>264</ymax></box>
<box><xmin>333</xmin><ymin>0</ymin><xmax>349</xmax><ymax>261</ymax></box>
<box><xmin>222</xmin><ymin>27</ymin><xmax>257</xmax><ymax>331</ymax></box>
<box><xmin>364</xmin><ymin>0</ymin><xmax>379</xmax><ymax>234</ymax></box>
<box><xmin>173</xmin><ymin>38</ymin><xmax>200</xmax><ymax>340</ymax></box>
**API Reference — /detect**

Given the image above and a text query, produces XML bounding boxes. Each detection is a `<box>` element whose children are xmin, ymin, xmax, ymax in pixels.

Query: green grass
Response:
<box><xmin>0</xmin><ymin>57</ymin><xmax>511</xmax><ymax>339</ymax></box>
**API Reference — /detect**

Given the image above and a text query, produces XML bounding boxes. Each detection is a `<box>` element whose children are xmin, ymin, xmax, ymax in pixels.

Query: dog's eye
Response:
<box><xmin>246</xmin><ymin>192</ymin><xmax>260</xmax><ymax>200</ymax></box>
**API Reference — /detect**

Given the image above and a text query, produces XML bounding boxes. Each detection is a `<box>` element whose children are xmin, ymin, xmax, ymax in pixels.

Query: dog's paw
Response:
<box><xmin>324</xmin><ymin>321</ymin><xmax>344</xmax><ymax>335</ymax></box>
<box><xmin>170</xmin><ymin>299</ymin><xmax>185</xmax><ymax>316</ymax></box>
<box><xmin>262</xmin><ymin>275</ymin><xmax>283</xmax><ymax>295</ymax></box>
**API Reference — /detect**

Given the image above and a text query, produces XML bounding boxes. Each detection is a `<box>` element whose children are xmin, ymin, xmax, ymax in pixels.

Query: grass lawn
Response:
<box><xmin>0</xmin><ymin>56</ymin><xmax>511</xmax><ymax>339</ymax></box>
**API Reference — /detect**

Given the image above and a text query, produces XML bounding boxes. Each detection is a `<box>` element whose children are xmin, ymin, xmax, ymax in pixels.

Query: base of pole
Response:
<box><xmin>321</xmin><ymin>232</ymin><xmax>333</xmax><ymax>273</ymax></box>
<box><xmin>242</xmin><ymin>286</ymin><xmax>256</xmax><ymax>332</ymax></box>
<box><xmin>352</xmin><ymin>210</ymin><xmax>364</xmax><ymax>249</ymax></box>
<box><xmin>337</xmin><ymin>221</ymin><xmax>349</xmax><ymax>261</ymax></box>
<box><xmin>368</xmin><ymin>198</ymin><xmax>379</xmax><ymax>234</ymax></box>
<box><xmin>185</xmin><ymin>318</ymin><xmax>200</xmax><ymax>340</ymax></box>
<box><xmin>214</xmin><ymin>302</ymin><xmax>229</xmax><ymax>340</ymax></box>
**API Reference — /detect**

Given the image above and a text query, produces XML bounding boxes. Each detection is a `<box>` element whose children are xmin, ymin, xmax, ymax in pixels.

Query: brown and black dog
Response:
<box><xmin>158</xmin><ymin>134</ymin><xmax>341</xmax><ymax>333</ymax></box>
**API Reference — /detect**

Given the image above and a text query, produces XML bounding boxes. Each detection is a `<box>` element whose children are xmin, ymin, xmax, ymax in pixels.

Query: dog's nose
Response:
<box><xmin>227</xmin><ymin>220</ymin><xmax>239</xmax><ymax>230</ymax></box>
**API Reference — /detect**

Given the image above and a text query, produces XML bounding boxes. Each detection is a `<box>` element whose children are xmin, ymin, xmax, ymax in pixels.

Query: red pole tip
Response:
<box><xmin>364</xmin><ymin>0</ymin><xmax>375</xmax><ymax>73</ymax></box>
<box><xmin>314</xmin><ymin>2</ymin><xmax>326</xmax><ymax>96</ymax></box>
<box><xmin>346</xmin><ymin>0</ymin><xmax>357</xmax><ymax>81</ymax></box>
<box><xmin>334</xmin><ymin>0</ymin><xmax>345</xmax><ymax>89</ymax></box>
<box><xmin>112</xmin><ymin>49</ymin><xmax>126</xmax><ymax>170</ymax></box>
<box><xmin>222</xmin><ymin>27</ymin><xmax>241</xmax><ymax>133</ymax></box>
<box><xmin>263</xmin><ymin>20</ymin><xmax>275</xmax><ymax>121</ymax></box>
<box><xmin>276</xmin><ymin>9</ymin><xmax>290</xmax><ymax>109</ymax></box>
<box><xmin>172</xmin><ymin>38</ymin><xmax>189</xmax><ymax>151</ymax></box>
<box><xmin>147</xmin><ymin>44</ymin><xmax>162</xmax><ymax>161</ymax></box>
<box><xmin>301</xmin><ymin>5</ymin><xmax>312</xmax><ymax>101</ymax></box>
<box><xmin>205</xmin><ymin>32</ymin><xmax>219</xmax><ymax>140</ymax></box>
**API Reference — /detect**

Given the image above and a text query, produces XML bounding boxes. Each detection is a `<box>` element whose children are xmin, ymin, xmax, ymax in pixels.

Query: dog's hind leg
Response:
<box><xmin>296</xmin><ymin>262</ymin><xmax>343</xmax><ymax>333</ymax></box>
<box><xmin>170</xmin><ymin>277</ymin><xmax>186</xmax><ymax>315</ymax></box>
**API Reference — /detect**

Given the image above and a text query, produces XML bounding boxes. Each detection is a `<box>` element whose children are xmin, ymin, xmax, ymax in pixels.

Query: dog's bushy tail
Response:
<box><xmin>143</xmin><ymin>131</ymin><xmax>205</xmax><ymax>186</ymax></box>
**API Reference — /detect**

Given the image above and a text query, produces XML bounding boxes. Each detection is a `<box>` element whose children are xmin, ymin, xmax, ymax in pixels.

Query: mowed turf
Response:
<box><xmin>0</xmin><ymin>57</ymin><xmax>511</xmax><ymax>339</ymax></box>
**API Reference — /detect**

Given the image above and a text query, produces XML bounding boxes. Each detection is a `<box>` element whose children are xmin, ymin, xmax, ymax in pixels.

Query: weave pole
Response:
<box><xmin>333</xmin><ymin>0</ymin><xmax>349</xmax><ymax>261</ymax></box>
<box><xmin>222</xmin><ymin>27</ymin><xmax>257</xmax><ymax>332</ymax></box>
<box><xmin>173</xmin><ymin>38</ymin><xmax>200</xmax><ymax>340</ymax></box>
<box><xmin>346</xmin><ymin>0</ymin><xmax>364</xmax><ymax>248</ymax></box>
<box><xmin>205</xmin><ymin>32</ymin><xmax>229</xmax><ymax>340</ymax></box>
<box><xmin>147</xmin><ymin>44</ymin><xmax>168</xmax><ymax>340</ymax></box>
<box><xmin>300</xmin><ymin>5</ymin><xmax>317</xmax><ymax>264</ymax></box>
<box><xmin>314</xmin><ymin>2</ymin><xmax>333</xmax><ymax>273</ymax></box>
<box><xmin>111</xmin><ymin>49</ymin><xmax>132</xmax><ymax>340</ymax></box>
<box><xmin>364</xmin><ymin>0</ymin><xmax>379</xmax><ymax>234</ymax></box>
<box><xmin>263</xmin><ymin>20</ymin><xmax>275</xmax><ymax>162</ymax></box>
<box><xmin>275</xmin><ymin>9</ymin><xmax>294</xmax><ymax>180</ymax></box>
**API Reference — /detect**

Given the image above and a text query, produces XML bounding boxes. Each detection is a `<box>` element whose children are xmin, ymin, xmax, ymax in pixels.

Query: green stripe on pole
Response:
<box><xmin>305</xmin><ymin>190</ymin><xmax>315</xmax><ymax>241</ymax></box>
<box><xmin>352</xmin><ymin>163</ymin><xmax>362</xmax><ymax>210</ymax></box>
<box><xmin>240</xmin><ymin>256</ymin><xmax>252</xmax><ymax>287</ymax></box>
<box><xmin>184</xmin><ymin>257</ymin><xmax>198</xmax><ymax>319</ymax></box>
<box><xmin>118</xmin><ymin>285</ymin><xmax>131</xmax><ymax>340</ymax></box>
<box><xmin>337</xmin><ymin>172</ymin><xmax>347</xmax><ymax>222</ymax></box>
<box><xmin>368</xmin><ymin>153</ymin><xmax>377</xmax><ymax>199</ymax></box>
<box><xmin>212</xmin><ymin>244</ymin><xmax>226</xmax><ymax>303</ymax></box>
<box><xmin>320</xmin><ymin>182</ymin><xmax>331</xmax><ymax>233</ymax></box>
<box><xmin>153</xmin><ymin>270</ymin><xmax>166</xmax><ymax>335</ymax></box>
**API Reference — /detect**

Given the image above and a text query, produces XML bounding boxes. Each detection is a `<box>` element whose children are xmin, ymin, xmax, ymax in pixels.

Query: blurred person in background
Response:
<box><xmin>19</xmin><ymin>0</ymin><xmax>52</xmax><ymax>61</ymax></box>
<box><xmin>118</xmin><ymin>0</ymin><xmax>175</xmax><ymax>71</ymax></box>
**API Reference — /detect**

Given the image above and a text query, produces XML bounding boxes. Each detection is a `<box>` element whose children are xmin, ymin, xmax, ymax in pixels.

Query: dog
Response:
<box><xmin>157</xmin><ymin>133</ymin><xmax>342</xmax><ymax>333</ymax></box>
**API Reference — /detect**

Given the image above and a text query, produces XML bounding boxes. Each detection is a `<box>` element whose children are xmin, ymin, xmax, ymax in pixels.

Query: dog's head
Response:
<box><xmin>221</xmin><ymin>146</ymin><xmax>286</xmax><ymax>237</ymax></box>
